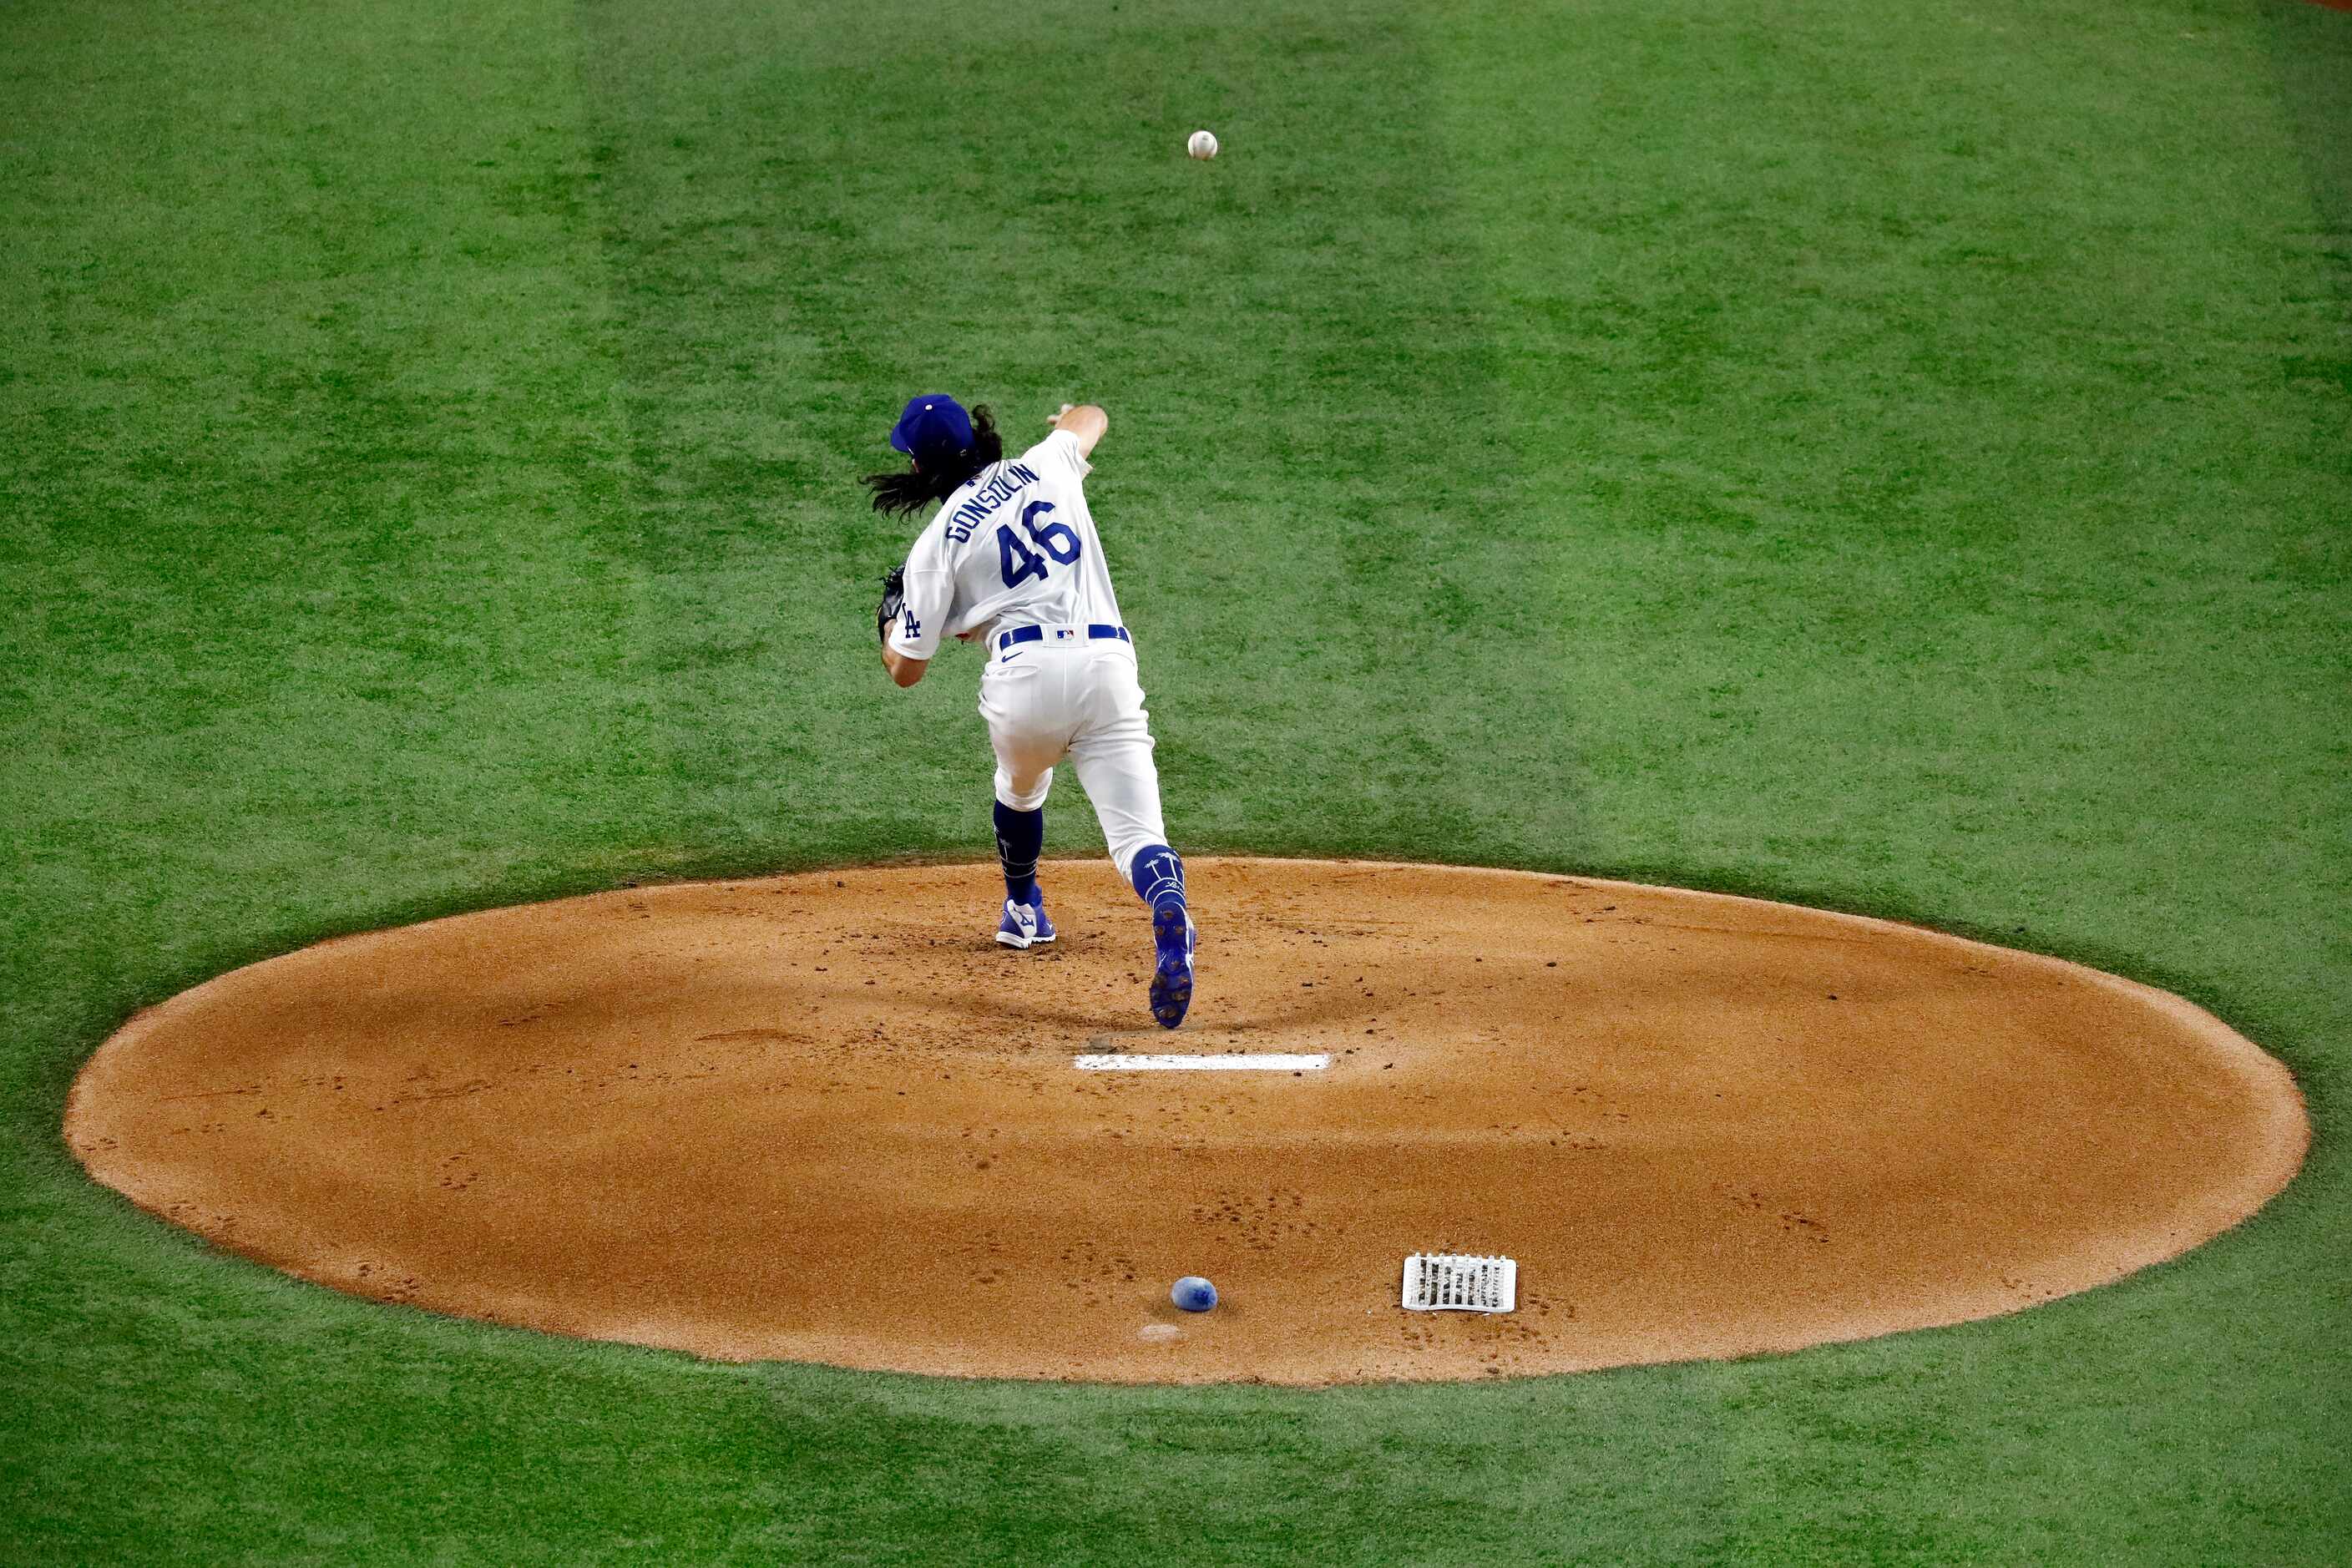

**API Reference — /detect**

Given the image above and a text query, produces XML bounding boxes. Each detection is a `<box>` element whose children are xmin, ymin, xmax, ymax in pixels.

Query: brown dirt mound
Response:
<box><xmin>65</xmin><ymin>858</ymin><xmax>2306</xmax><ymax>1385</ymax></box>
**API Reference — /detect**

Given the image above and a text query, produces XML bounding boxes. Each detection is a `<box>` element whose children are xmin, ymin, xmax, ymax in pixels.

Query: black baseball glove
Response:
<box><xmin>876</xmin><ymin>564</ymin><xmax>906</xmax><ymax>644</ymax></box>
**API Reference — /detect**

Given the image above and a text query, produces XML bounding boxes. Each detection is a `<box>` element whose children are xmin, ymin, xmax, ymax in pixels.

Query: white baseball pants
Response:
<box><xmin>977</xmin><ymin>630</ymin><xmax>1167</xmax><ymax>882</ymax></box>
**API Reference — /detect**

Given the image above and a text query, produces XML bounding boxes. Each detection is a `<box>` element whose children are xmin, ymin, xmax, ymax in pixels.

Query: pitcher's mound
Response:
<box><xmin>65</xmin><ymin>859</ymin><xmax>2305</xmax><ymax>1385</ymax></box>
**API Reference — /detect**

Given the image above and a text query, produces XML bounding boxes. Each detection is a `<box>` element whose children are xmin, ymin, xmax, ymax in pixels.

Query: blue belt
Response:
<box><xmin>998</xmin><ymin>624</ymin><xmax>1130</xmax><ymax>650</ymax></box>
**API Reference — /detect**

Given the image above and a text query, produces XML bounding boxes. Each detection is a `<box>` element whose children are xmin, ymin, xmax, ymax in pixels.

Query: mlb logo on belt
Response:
<box><xmin>1053</xmin><ymin>628</ymin><xmax>1076</xmax><ymax>640</ymax></box>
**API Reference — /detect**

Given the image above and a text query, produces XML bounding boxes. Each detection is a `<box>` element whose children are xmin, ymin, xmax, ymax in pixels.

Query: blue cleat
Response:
<box><xmin>995</xmin><ymin>893</ymin><xmax>1055</xmax><ymax>950</ymax></box>
<box><xmin>1148</xmin><ymin>902</ymin><xmax>1196</xmax><ymax>1028</ymax></box>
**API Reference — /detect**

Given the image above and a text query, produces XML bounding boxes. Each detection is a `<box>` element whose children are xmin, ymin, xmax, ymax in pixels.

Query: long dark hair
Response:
<box><xmin>862</xmin><ymin>403</ymin><xmax>1004</xmax><ymax>515</ymax></box>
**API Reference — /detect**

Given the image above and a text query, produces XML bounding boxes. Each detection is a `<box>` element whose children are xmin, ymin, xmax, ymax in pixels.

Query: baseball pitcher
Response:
<box><xmin>867</xmin><ymin>393</ymin><xmax>1195</xmax><ymax>1029</ymax></box>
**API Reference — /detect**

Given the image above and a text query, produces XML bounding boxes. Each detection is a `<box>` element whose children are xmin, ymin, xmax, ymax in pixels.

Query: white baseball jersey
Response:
<box><xmin>885</xmin><ymin>429</ymin><xmax>1124</xmax><ymax>660</ymax></box>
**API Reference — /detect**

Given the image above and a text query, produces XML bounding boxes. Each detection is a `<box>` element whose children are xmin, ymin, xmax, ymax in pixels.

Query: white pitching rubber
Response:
<box><xmin>1073</xmin><ymin>1053</ymin><xmax>1330</xmax><ymax>1072</ymax></box>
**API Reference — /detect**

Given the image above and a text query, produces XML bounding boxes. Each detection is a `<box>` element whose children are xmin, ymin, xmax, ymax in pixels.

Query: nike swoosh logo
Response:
<box><xmin>999</xmin><ymin>653</ymin><xmax>1024</xmax><ymax>664</ymax></box>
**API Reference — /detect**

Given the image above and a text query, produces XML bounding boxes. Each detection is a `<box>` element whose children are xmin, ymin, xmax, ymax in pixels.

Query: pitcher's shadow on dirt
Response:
<box><xmin>918</xmin><ymin>981</ymin><xmax>1374</xmax><ymax>1039</ymax></box>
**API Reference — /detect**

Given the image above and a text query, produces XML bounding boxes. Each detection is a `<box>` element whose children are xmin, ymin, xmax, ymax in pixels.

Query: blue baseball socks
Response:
<box><xmin>1129</xmin><ymin>844</ymin><xmax>1186</xmax><ymax>914</ymax></box>
<box><xmin>1131</xmin><ymin>844</ymin><xmax>1195</xmax><ymax>1029</ymax></box>
<box><xmin>994</xmin><ymin>802</ymin><xmax>1044</xmax><ymax>907</ymax></box>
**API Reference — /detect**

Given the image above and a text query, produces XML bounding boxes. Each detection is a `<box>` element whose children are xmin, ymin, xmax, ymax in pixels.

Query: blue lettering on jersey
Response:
<box><xmin>943</xmin><ymin>462</ymin><xmax>1044</xmax><ymax>544</ymax></box>
<box><xmin>902</xmin><ymin>612</ymin><xmax>922</xmax><ymax>640</ymax></box>
<box><xmin>995</xmin><ymin>500</ymin><xmax>1085</xmax><ymax>589</ymax></box>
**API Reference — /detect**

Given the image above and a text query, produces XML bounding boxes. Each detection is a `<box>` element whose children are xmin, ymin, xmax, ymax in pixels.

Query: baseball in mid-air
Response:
<box><xmin>1186</xmin><ymin>129</ymin><xmax>1219</xmax><ymax>160</ymax></box>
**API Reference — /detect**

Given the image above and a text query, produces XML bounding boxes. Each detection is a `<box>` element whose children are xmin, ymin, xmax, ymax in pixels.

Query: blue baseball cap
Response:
<box><xmin>889</xmin><ymin>394</ymin><xmax>974</xmax><ymax>467</ymax></box>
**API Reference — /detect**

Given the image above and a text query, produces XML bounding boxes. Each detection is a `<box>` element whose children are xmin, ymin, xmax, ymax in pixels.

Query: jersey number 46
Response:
<box><xmin>997</xmin><ymin>500</ymin><xmax>1080</xmax><ymax>589</ymax></box>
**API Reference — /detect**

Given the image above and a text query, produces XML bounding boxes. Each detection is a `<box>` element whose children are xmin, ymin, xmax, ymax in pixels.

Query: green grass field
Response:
<box><xmin>4</xmin><ymin>0</ymin><xmax>2347</xmax><ymax>1560</ymax></box>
